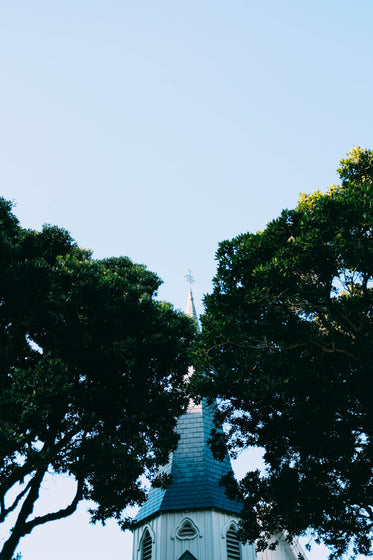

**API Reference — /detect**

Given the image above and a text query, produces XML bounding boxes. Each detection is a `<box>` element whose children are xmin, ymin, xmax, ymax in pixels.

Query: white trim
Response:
<box><xmin>137</xmin><ymin>524</ymin><xmax>156</xmax><ymax>552</ymax></box>
<box><xmin>172</xmin><ymin>516</ymin><xmax>201</xmax><ymax>540</ymax></box>
<box><xmin>221</xmin><ymin>518</ymin><xmax>239</xmax><ymax>539</ymax></box>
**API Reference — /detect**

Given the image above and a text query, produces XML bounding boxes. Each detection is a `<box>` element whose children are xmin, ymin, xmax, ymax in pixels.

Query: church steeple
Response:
<box><xmin>135</xmin><ymin>277</ymin><xmax>241</xmax><ymax>525</ymax></box>
<box><xmin>131</xmin><ymin>285</ymin><xmax>306</xmax><ymax>560</ymax></box>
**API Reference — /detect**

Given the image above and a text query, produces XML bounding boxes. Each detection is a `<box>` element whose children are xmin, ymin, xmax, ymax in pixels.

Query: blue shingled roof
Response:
<box><xmin>136</xmin><ymin>399</ymin><xmax>242</xmax><ymax>523</ymax></box>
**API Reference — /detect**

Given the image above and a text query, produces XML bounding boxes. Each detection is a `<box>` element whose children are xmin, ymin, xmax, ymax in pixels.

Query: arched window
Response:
<box><xmin>141</xmin><ymin>528</ymin><xmax>152</xmax><ymax>560</ymax></box>
<box><xmin>226</xmin><ymin>525</ymin><xmax>241</xmax><ymax>560</ymax></box>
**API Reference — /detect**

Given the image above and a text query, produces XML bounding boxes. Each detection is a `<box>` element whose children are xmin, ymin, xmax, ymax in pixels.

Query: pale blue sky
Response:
<box><xmin>1</xmin><ymin>1</ymin><xmax>372</xmax><ymax>559</ymax></box>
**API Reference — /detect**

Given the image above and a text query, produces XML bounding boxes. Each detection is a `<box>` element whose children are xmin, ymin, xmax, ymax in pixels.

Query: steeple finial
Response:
<box><xmin>184</xmin><ymin>270</ymin><xmax>198</xmax><ymax>322</ymax></box>
<box><xmin>184</xmin><ymin>269</ymin><xmax>195</xmax><ymax>291</ymax></box>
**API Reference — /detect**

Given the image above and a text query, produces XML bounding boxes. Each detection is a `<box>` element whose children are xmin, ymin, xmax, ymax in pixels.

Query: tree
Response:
<box><xmin>0</xmin><ymin>199</ymin><xmax>196</xmax><ymax>560</ymax></box>
<box><xmin>194</xmin><ymin>147</ymin><xmax>373</xmax><ymax>559</ymax></box>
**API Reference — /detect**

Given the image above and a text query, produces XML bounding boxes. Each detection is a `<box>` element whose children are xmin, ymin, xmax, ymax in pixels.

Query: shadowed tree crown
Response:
<box><xmin>0</xmin><ymin>198</ymin><xmax>197</xmax><ymax>560</ymax></box>
<box><xmin>194</xmin><ymin>147</ymin><xmax>373</xmax><ymax>560</ymax></box>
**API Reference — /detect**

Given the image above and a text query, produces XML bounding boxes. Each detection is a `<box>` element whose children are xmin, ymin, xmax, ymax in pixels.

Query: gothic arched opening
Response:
<box><xmin>141</xmin><ymin>528</ymin><xmax>152</xmax><ymax>560</ymax></box>
<box><xmin>226</xmin><ymin>525</ymin><xmax>241</xmax><ymax>560</ymax></box>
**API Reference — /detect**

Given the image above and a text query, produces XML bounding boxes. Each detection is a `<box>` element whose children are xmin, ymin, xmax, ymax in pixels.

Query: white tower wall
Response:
<box><xmin>132</xmin><ymin>510</ymin><xmax>256</xmax><ymax>560</ymax></box>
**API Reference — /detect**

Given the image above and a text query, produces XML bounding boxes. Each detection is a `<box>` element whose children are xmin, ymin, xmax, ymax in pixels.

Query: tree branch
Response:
<box><xmin>0</xmin><ymin>478</ymin><xmax>33</xmax><ymax>523</ymax></box>
<box><xmin>24</xmin><ymin>476</ymin><xmax>84</xmax><ymax>533</ymax></box>
<box><xmin>0</xmin><ymin>464</ymin><xmax>34</xmax><ymax>503</ymax></box>
<box><xmin>0</xmin><ymin>428</ymin><xmax>80</xmax><ymax>504</ymax></box>
<box><xmin>0</xmin><ymin>469</ymin><xmax>45</xmax><ymax>560</ymax></box>
<box><xmin>329</xmin><ymin>306</ymin><xmax>361</xmax><ymax>334</ymax></box>
<box><xmin>305</xmin><ymin>336</ymin><xmax>360</xmax><ymax>362</ymax></box>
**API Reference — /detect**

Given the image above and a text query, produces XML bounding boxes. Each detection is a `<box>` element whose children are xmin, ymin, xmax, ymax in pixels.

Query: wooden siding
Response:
<box><xmin>132</xmin><ymin>510</ymin><xmax>256</xmax><ymax>560</ymax></box>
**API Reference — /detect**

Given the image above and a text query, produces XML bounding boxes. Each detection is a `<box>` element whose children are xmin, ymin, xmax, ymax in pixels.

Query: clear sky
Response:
<box><xmin>0</xmin><ymin>1</ymin><xmax>372</xmax><ymax>559</ymax></box>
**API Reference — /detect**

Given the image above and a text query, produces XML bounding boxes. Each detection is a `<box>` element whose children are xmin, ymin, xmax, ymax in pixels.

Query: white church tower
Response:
<box><xmin>132</xmin><ymin>286</ymin><xmax>306</xmax><ymax>560</ymax></box>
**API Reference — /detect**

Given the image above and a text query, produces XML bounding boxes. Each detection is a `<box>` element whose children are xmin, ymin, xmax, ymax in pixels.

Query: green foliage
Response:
<box><xmin>195</xmin><ymin>147</ymin><xmax>373</xmax><ymax>559</ymax></box>
<box><xmin>0</xmin><ymin>199</ymin><xmax>196</xmax><ymax>560</ymax></box>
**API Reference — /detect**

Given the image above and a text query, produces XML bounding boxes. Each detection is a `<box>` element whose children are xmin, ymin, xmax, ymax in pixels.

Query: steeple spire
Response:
<box><xmin>134</xmin><ymin>277</ymin><xmax>242</xmax><ymax>525</ymax></box>
<box><xmin>184</xmin><ymin>270</ymin><xmax>198</xmax><ymax>323</ymax></box>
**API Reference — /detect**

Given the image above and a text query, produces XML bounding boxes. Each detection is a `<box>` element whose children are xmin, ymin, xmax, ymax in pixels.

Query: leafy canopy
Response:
<box><xmin>195</xmin><ymin>147</ymin><xmax>373</xmax><ymax>559</ymax></box>
<box><xmin>0</xmin><ymin>199</ymin><xmax>196</xmax><ymax>560</ymax></box>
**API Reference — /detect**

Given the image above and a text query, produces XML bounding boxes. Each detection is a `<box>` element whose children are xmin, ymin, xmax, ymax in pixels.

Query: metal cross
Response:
<box><xmin>185</xmin><ymin>269</ymin><xmax>195</xmax><ymax>290</ymax></box>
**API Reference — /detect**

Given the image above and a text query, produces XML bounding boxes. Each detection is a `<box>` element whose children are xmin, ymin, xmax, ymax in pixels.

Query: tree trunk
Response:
<box><xmin>0</xmin><ymin>469</ymin><xmax>45</xmax><ymax>560</ymax></box>
<box><xmin>0</xmin><ymin>529</ymin><xmax>24</xmax><ymax>560</ymax></box>
<box><xmin>0</xmin><ymin>473</ymin><xmax>83</xmax><ymax>560</ymax></box>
